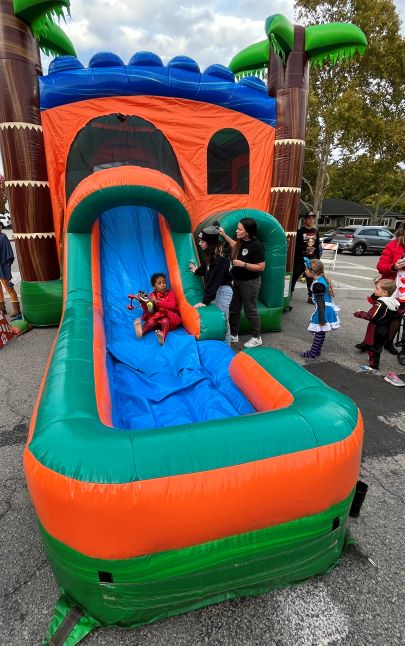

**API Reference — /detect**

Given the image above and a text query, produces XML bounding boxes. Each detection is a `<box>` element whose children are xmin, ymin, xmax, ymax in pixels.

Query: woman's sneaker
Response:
<box><xmin>230</xmin><ymin>335</ymin><xmax>239</xmax><ymax>343</ymax></box>
<box><xmin>244</xmin><ymin>337</ymin><xmax>263</xmax><ymax>348</ymax></box>
<box><xmin>384</xmin><ymin>371</ymin><xmax>405</xmax><ymax>387</ymax></box>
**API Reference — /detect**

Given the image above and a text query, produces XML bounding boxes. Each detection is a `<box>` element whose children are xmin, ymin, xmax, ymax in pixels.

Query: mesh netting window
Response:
<box><xmin>66</xmin><ymin>114</ymin><xmax>184</xmax><ymax>200</ymax></box>
<box><xmin>207</xmin><ymin>129</ymin><xmax>249</xmax><ymax>194</ymax></box>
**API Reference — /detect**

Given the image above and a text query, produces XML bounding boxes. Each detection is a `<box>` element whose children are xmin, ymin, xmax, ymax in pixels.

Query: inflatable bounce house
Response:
<box><xmin>0</xmin><ymin>2</ymin><xmax>368</xmax><ymax>644</ymax></box>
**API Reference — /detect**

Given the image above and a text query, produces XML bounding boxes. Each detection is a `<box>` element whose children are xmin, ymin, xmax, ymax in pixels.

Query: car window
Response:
<box><xmin>377</xmin><ymin>229</ymin><xmax>393</xmax><ymax>238</ymax></box>
<box><xmin>336</xmin><ymin>228</ymin><xmax>355</xmax><ymax>234</ymax></box>
<box><xmin>359</xmin><ymin>228</ymin><xmax>378</xmax><ymax>236</ymax></box>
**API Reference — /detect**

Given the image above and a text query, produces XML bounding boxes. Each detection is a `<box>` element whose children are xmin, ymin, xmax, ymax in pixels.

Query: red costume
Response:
<box><xmin>140</xmin><ymin>289</ymin><xmax>182</xmax><ymax>340</ymax></box>
<box><xmin>377</xmin><ymin>239</ymin><xmax>405</xmax><ymax>281</ymax></box>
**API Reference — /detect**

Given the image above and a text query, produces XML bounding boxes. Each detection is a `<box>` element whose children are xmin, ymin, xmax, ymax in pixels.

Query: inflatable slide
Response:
<box><xmin>21</xmin><ymin>52</ymin><xmax>363</xmax><ymax>644</ymax></box>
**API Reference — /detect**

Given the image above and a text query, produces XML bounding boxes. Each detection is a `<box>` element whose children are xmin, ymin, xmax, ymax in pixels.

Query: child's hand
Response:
<box><xmin>189</xmin><ymin>262</ymin><xmax>197</xmax><ymax>273</ymax></box>
<box><xmin>194</xmin><ymin>302</ymin><xmax>206</xmax><ymax>308</ymax></box>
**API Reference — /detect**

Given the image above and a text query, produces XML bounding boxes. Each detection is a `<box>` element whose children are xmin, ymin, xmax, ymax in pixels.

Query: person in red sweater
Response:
<box><xmin>376</xmin><ymin>224</ymin><xmax>405</xmax><ymax>353</ymax></box>
<box><xmin>134</xmin><ymin>273</ymin><xmax>182</xmax><ymax>345</ymax></box>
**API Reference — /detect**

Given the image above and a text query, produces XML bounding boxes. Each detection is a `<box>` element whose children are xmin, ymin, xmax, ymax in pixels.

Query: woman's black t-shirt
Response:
<box><xmin>232</xmin><ymin>238</ymin><xmax>265</xmax><ymax>281</ymax></box>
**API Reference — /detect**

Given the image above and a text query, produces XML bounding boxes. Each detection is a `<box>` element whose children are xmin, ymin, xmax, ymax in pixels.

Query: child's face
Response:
<box><xmin>199</xmin><ymin>239</ymin><xmax>208</xmax><ymax>250</ymax></box>
<box><xmin>153</xmin><ymin>276</ymin><xmax>167</xmax><ymax>293</ymax></box>
<box><xmin>305</xmin><ymin>267</ymin><xmax>313</xmax><ymax>277</ymax></box>
<box><xmin>374</xmin><ymin>282</ymin><xmax>388</xmax><ymax>298</ymax></box>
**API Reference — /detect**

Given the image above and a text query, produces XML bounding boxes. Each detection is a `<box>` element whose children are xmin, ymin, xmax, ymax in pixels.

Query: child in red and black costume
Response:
<box><xmin>134</xmin><ymin>273</ymin><xmax>182</xmax><ymax>345</ymax></box>
<box><xmin>354</xmin><ymin>279</ymin><xmax>399</xmax><ymax>371</ymax></box>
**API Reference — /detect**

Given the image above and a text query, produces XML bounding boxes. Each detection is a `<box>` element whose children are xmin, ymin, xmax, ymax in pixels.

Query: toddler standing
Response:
<box><xmin>300</xmin><ymin>258</ymin><xmax>340</xmax><ymax>358</ymax></box>
<box><xmin>354</xmin><ymin>278</ymin><xmax>399</xmax><ymax>372</ymax></box>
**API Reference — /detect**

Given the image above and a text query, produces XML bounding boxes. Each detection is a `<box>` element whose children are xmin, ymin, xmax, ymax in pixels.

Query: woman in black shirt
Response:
<box><xmin>189</xmin><ymin>226</ymin><xmax>233</xmax><ymax>344</ymax></box>
<box><xmin>219</xmin><ymin>218</ymin><xmax>265</xmax><ymax>348</ymax></box>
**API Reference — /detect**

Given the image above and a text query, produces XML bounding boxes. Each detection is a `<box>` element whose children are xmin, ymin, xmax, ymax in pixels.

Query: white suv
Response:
<box><xmin>0</xmin><ymin>213</ymin><xmax>11</xmax><ymax>228</ymax></box>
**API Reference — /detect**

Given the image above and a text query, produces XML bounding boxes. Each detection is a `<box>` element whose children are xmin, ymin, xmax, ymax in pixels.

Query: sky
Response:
<box><xmin>1</xmin><ymin>1</ymin><xmax>404</xmax><ymax>176</ymax></box>
<box><xmin>48</xmin><ymin>0</ymin><xmax>405</xmax><ymax>71</ymax></box>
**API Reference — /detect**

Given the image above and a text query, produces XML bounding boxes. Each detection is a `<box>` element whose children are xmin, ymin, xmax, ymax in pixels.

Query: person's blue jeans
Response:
<box><xmin>214</xmin><ymin>285</ymin><xmax>233</xmax><ymax>345</ymax></box>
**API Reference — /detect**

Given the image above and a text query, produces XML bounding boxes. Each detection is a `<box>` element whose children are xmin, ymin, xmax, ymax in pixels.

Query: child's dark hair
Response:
<box><xmin>151</xmin><ymin>272</ymin><xmax>166</xmax><ymax>287</ymax></box>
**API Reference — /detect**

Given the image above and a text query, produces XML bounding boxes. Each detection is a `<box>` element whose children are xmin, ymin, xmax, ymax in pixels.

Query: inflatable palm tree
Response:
<box><xmin>229</xmin><ymin>14</ymin><xmax>367</xmax><ymax>271</ymax></box>
<box><xmin>0</xmin><ymin>0</ymin><xmax>75</xmax><ymax>324</ymax></box>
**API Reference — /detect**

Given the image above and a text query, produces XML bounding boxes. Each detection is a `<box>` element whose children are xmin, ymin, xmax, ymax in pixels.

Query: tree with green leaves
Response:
<box><xmin>0</xmin><ymin>0</ymin><xmax>75</xmax><ymax>288</ymax></box>
<box><xmin>229</xmin><ymin>12</ymin><xmax>367</xmax><ymax>269</ymax></box>
<box><xmin>295</xmin><ymin>0</ymin><xmax>405</xmax><ymax>223</ymax></box>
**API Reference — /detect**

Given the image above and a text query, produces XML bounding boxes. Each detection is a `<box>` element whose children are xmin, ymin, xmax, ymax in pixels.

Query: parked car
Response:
<box><xmin>0</xmin><ymin>213</ymin><xmax>11</xmax><ymax>228</ymax></box>
<box><xmin>319</xmin><ymin>229</ymin><xmax>338</xmax><ymax>244</ymax></box>
<box><xmin>321</xmin><ymin>225</ymin><xmax>394</xmax><ymax>255</ymax></box>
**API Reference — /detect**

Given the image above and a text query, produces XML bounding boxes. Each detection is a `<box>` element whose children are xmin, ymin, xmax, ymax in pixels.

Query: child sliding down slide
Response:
<box><xmin>134</xmin><ymin>273</ymin><xmax>182</xmax><ymax>344</ymax></box>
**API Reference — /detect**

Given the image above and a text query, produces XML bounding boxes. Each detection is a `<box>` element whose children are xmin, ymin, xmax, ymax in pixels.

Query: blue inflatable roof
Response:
<box><xmin>39</xmin><ymin>52</ymin><xmax>276</xmax><ymax>127</ymax></box>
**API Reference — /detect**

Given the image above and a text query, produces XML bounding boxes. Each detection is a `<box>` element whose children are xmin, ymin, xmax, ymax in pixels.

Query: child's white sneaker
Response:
<box><xmin>230</xmin><ymin>335</ymin><xmax>239</xmax><ymax>343</ymax></box>
<box><xmin>244</xmin><ymin>337</ymin><xmax>263</xmax><ymax>348</ymax></box>
<box><xmin>359</xmin><ymin>364</ymin><xmax>379</xmax><ymax>375</ymax></box>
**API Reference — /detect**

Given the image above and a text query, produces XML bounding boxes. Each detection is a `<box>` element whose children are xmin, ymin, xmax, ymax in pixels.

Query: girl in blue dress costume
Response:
<box><xmin>300</xmin><ymin>258</ymin><xmax>340</xmax><ymax>358</ymax></box>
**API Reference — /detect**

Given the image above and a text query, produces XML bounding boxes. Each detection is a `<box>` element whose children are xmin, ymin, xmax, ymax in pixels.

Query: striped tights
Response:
<box><xmin>300</xmin><ymin>331</ymin><xmax>325</xmax><ymax>358</ymax></box>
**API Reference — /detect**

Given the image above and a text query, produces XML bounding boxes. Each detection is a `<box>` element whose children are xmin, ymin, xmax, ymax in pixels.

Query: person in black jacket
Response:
<box><xmin>354</xmin><ymin>278</ymin><xmax>399</xmax><ymax>371</ymax></box>
<box><xmin>0</xmin><ymin>222</ymin><xmax>22</xmax><ymax>320</ymax></box>
<box><xmin>189</xmin><ymin>226</ymin><xmax>233</xmax><ymax>345</ymax></box>
<box><xmin>291</xmin><ymin>212</ymin><xmax>320</xmax><ymax>303</ymax></box>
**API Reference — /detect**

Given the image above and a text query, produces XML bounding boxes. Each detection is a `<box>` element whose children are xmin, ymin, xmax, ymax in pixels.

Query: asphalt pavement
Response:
<box><xmin>0</xmin><ymin>248</ymin><xmax>404</xmax><ymax>646</ymax></box>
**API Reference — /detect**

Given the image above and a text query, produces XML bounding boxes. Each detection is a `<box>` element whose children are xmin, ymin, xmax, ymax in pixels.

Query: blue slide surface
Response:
<box><xmin>100</xmin><ymin>206</ymin><xmax>254</xmax><ymax>429</ymax></box>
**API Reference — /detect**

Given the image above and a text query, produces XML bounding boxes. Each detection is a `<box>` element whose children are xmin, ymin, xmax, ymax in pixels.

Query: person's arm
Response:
<box><xmin>394</xmin><ymin>257</ymin><xmax>405</xmax><ymax>271</ymax></box>
<box><xmin>312</xmin><ymin>282</ymin><xmax>326</xmax><ymax>324</ymax></box>
<box><xmin>377</xmin><ymin>243</ymin><xmax>396</xmax><ymax>275</ymax></box>
<box><xmin>232</xmin><ymin>259</ymin><xmax>265</xmax><ymax>271</ymax></box>
<box><xmin>354</xmin><ymin>303</ymin><xmax>381</xmax><ymax>321</ymax></box>
<box><xmin>294</xmin><ymin>229</ymin><xmax>304</xmax><ymax>259</ymax></box>
<box><xmin>218</xmin><ymin>227</ymin><xmax>236</xmax><ymax>249</ymax></box>
<box><xmin>189</xmin><ymin>261</ymin><xmax>206</xmax><ymax>277</ymax></box>
<box><xmin>232</xmin><ymin>240</ymin><xmax>265</xmax><ymax>272</ymax></box>
<box><xmin>1</xmin><ymin>235</ymin><xmax>15</xmax><ymax>266</ymax></box>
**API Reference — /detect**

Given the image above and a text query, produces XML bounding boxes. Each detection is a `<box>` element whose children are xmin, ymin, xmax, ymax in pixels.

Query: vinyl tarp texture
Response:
<box><xmin>99</xmin><ymin>205</ymin><xmax>254</xmax><ymax>429</ymax></box>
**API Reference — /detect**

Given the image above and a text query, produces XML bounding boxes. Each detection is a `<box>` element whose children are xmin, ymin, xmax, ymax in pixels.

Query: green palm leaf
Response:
<box><xmin>305</xmin><ymin>22</ymin><xmax>368</xmax><ymax>66</ymax></box>
<box><xmin>12</xmin><ymin>0</ymin><xmax>75</xmax><ymax>56</ymax></box>
<box><xmin>229</xmin><ymin>14</ymin><xmax>367</xmax><ymax>77</ymax></box>
<box><xmin>12</xmin><ymin>0</ymin><xmax>70</xmax><ymax>24</ymax></box>
<box><xmin>36</xmin><ymin>19</ymin><xmax>76</xmax><ymax>57</ymax></box>
<box><xmin>229</xmin><ymin>13</ymin><xmax>294</xmax><ymax>75</ymax></box>
<box><xmin>229</xmin><ymin>39</ymin><xmax>269</xmax><ymax>76</ymax></box>
<box><xmin>265</xmin><ymin>14</ymin><xmax>294</xmax><ymax>62</ymax></box>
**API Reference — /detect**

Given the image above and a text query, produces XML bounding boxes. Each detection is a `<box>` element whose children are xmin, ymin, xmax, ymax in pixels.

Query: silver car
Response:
<box><xmin>322</xmin><ymin>225</ymin><xmax>394</xmax><ymax>256</ymax></box>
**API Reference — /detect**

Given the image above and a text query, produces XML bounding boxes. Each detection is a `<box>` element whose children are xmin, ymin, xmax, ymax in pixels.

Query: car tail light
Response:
<box><xmin>344</xmin><ymin>234</ymin><xmax>354</xmax><ymax>238</ymax></box>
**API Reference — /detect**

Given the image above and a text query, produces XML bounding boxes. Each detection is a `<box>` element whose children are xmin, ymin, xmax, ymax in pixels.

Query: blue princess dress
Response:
<box><xmin>308</xmin><ymin>276</ymin><xmax>340</xmax><ymax>332</ymax></box>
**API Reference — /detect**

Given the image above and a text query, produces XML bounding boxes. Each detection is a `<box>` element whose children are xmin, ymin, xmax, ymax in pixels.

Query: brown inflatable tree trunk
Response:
<box><xmin>0</xmin><ymin>0</ymin><xmax>59</xmax><ymax>282</ymax></box>
<box><xmin>268</xmin><ymin>25</ymin><xmax>309</xmax><ymax>271</ymax></box>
